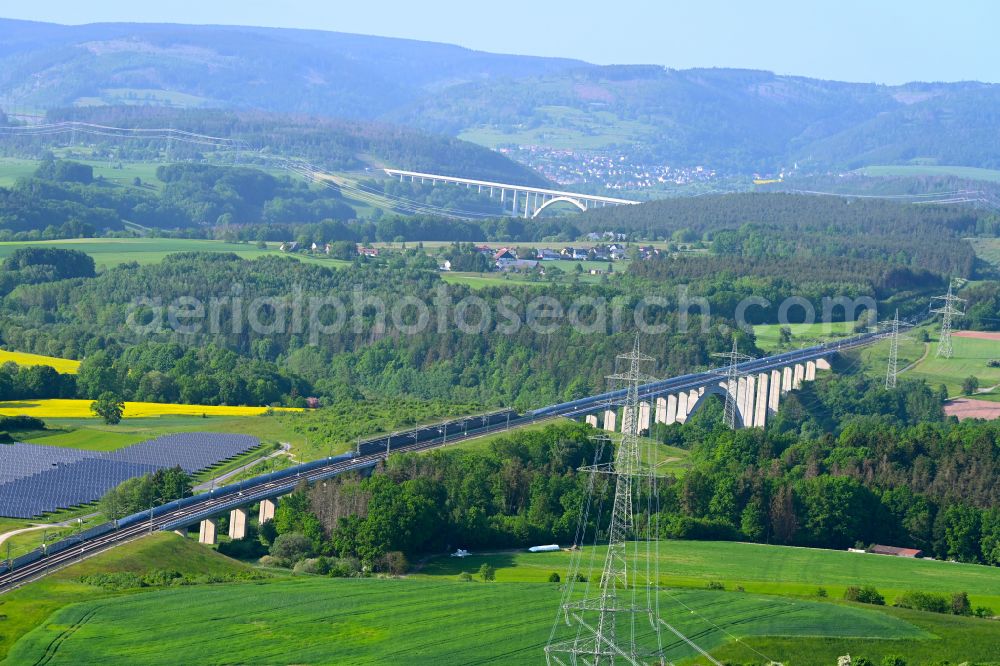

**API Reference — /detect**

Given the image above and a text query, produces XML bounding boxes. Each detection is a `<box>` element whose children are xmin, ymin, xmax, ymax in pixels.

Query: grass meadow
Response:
<box><xmin>0</xmin><ymin>238</ymin><xmax>351</xmax><ymax>270</ymax></box>
<box><xmin>970</xmin><ymin>237</ymin><xmax>1000</xmax><ymax>270</ymax></box>
<box><xmin>5</xmin><ymin>534</ymin><xmax>1000</xmax><ymax>664</ymax></box>
<box><xmin>856</xmin><ymin>164</ymin><xmax>1000</xmax><ymax>182</ymax></box>
<box><xmin>5</xmin><ymin>577</ymin><xmax>928</xmax><ymax>665</ymax></box>
<box><xmin>417</xmin><ymin>540</ymin><xmax>1000</xmax><ymax>610</ymax></box>
<box><xmin>752</xmin><ymin>320</ymin><xmax>856</xmax><ymax>353</ymax></box>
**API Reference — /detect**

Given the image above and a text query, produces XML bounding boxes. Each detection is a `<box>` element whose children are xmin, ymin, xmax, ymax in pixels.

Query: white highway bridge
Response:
<box><xmin>383</xmin><ymin>168</ymin><xmax>641</xmax><ymax>219</ymax></box>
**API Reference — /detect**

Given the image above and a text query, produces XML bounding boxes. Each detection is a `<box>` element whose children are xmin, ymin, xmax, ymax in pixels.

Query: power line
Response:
<box><xmin>931</xmin><ymin>281</ymin><xmax>967</xmax><ymax>359</ymax></box>
<box><xmin>712</xmin><ymin>340</ymin><xmax>754</xmax><ymax>429</ymax></box>
<box><xmin>546</xmin><ymin>334</ymin><xmax>671</xmax><ymax>665</ymax></box>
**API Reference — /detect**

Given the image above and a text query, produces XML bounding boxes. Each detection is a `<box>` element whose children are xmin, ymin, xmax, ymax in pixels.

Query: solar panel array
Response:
<box><xmin>0</xmin><ymin>433</ymin><xmax>259</xmax><ymax>518</ymax></box>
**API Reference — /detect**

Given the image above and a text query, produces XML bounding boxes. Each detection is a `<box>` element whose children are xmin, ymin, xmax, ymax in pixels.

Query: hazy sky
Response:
<box><xmin>4</xmin><ymin>1</ymin><xmax>997</xmax><ymax>84</ymax></box>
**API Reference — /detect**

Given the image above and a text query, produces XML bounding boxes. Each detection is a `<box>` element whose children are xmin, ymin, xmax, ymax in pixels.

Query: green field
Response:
<box><xmin>0</xmin><ymin>158</ymin><xmax>41</xmax><ymax>187</ymax></box>
<box><xmin>970</xmin><ymin>237</ymin><xmax>1000</xmax><ymax>270</ymax></box>
<box><xmin>753</xmin><ymin>321</ymin><xmax>857</xmax><ymax>352</ymax></box>
<box><xmin>0</xmin><ymin>238</ymin><xmax>351</xmax><ymax>270</ymax></box>
<box><xmin>850</xmin><ymin>325</ymin><xmax>1000</xmax><ymax>397</ymax></box>
<box><xmin>459</xmin><ymin>105</ymin><xmax>658</xmax><ymax>151</ymax></box>
<box><xmin>0</xmin><ymin>533</ymin><xmax>253</xmax><ymax>660</ymax></box>
<box><xmin>5</xmin><ymin>577</ymin><xmax>928</xmax><ymax>665</ymax></box>
<box><xmin>905</xmin><ymin>336</ymin><xmax>1000</xmax><ymax>396</ymax></box>
<box><xmin>856</xmin><ymin>164</ymin><xmax>1000</xmax><ymax>182</ymax></box>
<box><xmin>6</xmin><ymin>534</ymin><xmax>1000</xmax><ymax>664</ymax></box>
<box><xmin>418</xmin><ymin>540</ymin><xmax>1000</xmax><ymax>610</ymax></box>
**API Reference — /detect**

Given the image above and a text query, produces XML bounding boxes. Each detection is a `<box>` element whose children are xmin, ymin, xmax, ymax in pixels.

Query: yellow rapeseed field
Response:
<box><xmin>0</xmin><ymin>399</ymin><xmax>300</xmax><ymax>419</ymax></box>
<box><xmin>0</xmin><ymin>350</ymin><xmax>81</xmax><ymax>374</ymax></box>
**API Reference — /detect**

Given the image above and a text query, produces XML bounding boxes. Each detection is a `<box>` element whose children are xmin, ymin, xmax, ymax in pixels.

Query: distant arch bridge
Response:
<box><xmin>383</xmin><ymin>168</ymin><xmax>640</xmax><ymax>219</ymax></box>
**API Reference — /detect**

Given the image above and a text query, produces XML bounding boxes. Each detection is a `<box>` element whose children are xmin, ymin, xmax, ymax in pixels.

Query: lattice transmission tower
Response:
<box><xmin>712</xmin><ymin>339</ymin><xmax>753</xmax><ymax>429</ymax></box>
<box><xmin>931</xmin><ymin>281</ymin><xmax>966</xmax><ymax>359</ymax></box>
<box><xmin>545</xmin><ymin>335</ymin><xmax>668</xmax><ymax>665</ymax></box>
<box><xmin>883</xmin><ymin>309</ymin><xmax>915</xmax><ymax>389</ymax></box>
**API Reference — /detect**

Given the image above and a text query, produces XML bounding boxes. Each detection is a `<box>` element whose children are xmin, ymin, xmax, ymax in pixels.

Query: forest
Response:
<box><xmin>0</xmin><ymin>251</ymin><xmax>730</xmax><ymax>408</ymax></box>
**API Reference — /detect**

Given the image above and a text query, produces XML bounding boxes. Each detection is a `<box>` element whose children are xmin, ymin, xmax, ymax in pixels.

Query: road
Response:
<box><xmin>192</xmin><ymin>443</ymin><xmax>292</xmax><ymax>494</ymax></box>
<box><xmin>0</xmin><ymin>331</ymin><xmax>884</xmax><ymax>594</ymax></box>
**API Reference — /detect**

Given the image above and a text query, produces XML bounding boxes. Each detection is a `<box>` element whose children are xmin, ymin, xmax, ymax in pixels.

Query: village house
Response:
<box><xmin>493</xmin><ymin>247</ymin><xmax>517</xmax><ymax>268</ymax></box>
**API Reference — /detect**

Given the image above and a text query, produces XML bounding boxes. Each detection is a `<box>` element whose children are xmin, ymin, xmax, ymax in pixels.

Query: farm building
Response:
<box><xmin>869</xmin><ymin>545</ymin><xmax>923</xmax><ymax>558</ymax></box>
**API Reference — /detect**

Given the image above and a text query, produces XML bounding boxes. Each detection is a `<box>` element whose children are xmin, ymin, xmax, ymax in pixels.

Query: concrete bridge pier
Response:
<box><xmin>228</xmin><ymin>508</ymin><xmax>248</xmax><ymax>540</ymax></box>
<box><xmin>675</xmin><ymin>392</ymin><xmax>689</xmax><ymax>424</ymax></box>
<box><xmin>665</xmin><ymin>394</ymin><xmax>678</xmax><ymax>425</ymax></box>
<box><xmin>638</xmin><ymin>402</ymin><xmax>651</xmax><ymax>433</ymax></box>
<box><xmin>585</xmin><ymin>414</ymin><xmax>599</xmax><ymax>428</ymax></box>
<box><xmin>259</xmin><ymin>499</ymin><xmax>277</xmax><ymax>524</ymax></box>
<box><xmin>793</xmin><ymin>363</ymin><xmax>805</xmax><ymax>389</ymax></box>
<box><xmin>782</xmin><ymin>366</ymin><xmax>793</xmax><ymax>392</ymax></box>
<box><xmin>754</xmin><ymin>372</ymin><xmax>770</xmax><ymax>428</ymax></box>
<box><xmin>769</xmin><ymin>370</ymin><xmax>782</xmax><ymax>414</ymax></box>
<box><xmin>198</xmin><ymin>518</ymin><xmax>218</xmax><ymax>545</ymax></box>
<box><xmin>603</xmin><ymin>409</ymin><xmax>617</xmax><ymax>432</ymax></box>
<box><xmin>654</xmin><ymin>397</ymin><xmax>667</xmax><ymax>424</ymax></box>
<box><xmin>806</xmin><ymin>360</ymin><xmax>817</xmax><ymax>381</ymax></box>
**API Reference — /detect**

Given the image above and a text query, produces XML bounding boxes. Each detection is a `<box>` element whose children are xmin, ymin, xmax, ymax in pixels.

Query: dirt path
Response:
<box><xmin>0</xmin><ymin>524</ymin><xmax>48</xmax><ymax>547</ymax></box>
<box><xmin>898</xmin><ymin>342</ymin><xmax>930</xmax><ymax>376</ymax></box>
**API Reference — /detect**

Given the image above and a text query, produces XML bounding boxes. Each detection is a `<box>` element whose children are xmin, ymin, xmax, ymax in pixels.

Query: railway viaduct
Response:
<box><xmin>585</xmin><ymin>357</ymin><xmax>831</xmax><ymax>433</ymax></box>
<box><xmin>196</xmin><ymin>357</ymin><xmax>832</xmax><ymax>544</ymax></box>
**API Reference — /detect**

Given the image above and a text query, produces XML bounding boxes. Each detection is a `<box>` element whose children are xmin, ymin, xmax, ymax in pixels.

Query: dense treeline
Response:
<box><xmin>586</xmin><ymin>193</ymin><xmax>988</xmax><ymax>278</ymax></box>
<box><xmin>0</xmin><ymin>247</ymin><xmax>96</xmax><ymax>296</ymax></box>
<box><xmin>0</xmin><ymin>159</ymin><xmax>355</xmax><ymax>237</ymax></box>
<box><xmin>99</xmin><ymin>466</ymin><xmax>192</xmax><ymax>520</ymax></box>
<box><xmin>625</xmin><ymin>254</ymin><xmax>941</xmax><ymax>323</ymax></box>
<box><xmin>964</xmin><ymin>282</ymin><xmax>1000</xmax><ymax>331</ymax></box>
<box><xmin>75</xmin><ymin>345</ymin><xmax>304</xmax><ymax>407</ymax></box>
<box><xmin>657</xmin><ymin>374</ymin><xmax>1000</xmax><ymax>563</ymax></box>
<box><xmin>0</xmin><ymin>362</ymin><xmax>76</xmax><ymax>401</ymax></box>
<box><xmin>188</xmin><ymin>214</ymin><xmax>583</xmax><ymax>246</ymax></box>
<box><xmin>259</xmin><ymin>422</ymin><xmax>600</xmax><ymax>566</ymax></box>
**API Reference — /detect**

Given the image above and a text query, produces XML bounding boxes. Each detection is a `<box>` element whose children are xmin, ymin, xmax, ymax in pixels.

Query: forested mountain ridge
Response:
<box><xmin>4</xmin><ymin>20</ymin><xmax>1000</xmax><ymax>174</ymax></box>
<box><xmin>0</xmin><ymin>19</ymin><xmax>582</xmax><ymax>117</ymax></box>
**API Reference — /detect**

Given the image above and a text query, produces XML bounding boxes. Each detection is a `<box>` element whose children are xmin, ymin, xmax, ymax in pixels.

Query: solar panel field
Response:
<box><xmin>0</xmin><ymin>434</ymin><xmax>259</xmax><ymax>517</ymax></box>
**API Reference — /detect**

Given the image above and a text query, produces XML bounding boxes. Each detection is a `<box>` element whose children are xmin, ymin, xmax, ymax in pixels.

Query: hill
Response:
<box><xmin>4</xmin><ymin>21</ymin><xmax>1000</xmax><ymax>175</ymax></box>
<box><xmin>395</xmin><ymin>66</ymin><xmax>1000</xmax><ymax>174</ymax></box>
<box><xmin>0</xmin><ymin>18</ymin><xmax>582</xmax><ymax>118</ymax></box>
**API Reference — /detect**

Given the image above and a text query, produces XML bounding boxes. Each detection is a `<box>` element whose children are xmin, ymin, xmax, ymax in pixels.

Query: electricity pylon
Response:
<box><xmin>931</xmin><ymin>281</ymin><xmax>966</xmax><ymax>359</ymax></box>
<box><xmin>545</xmin><ymin>335</ymin><xmax>666</xmax><ymax>665</ymax></box>
<box><xmin>883</xmin><ymin>310</ymin><xmax>914</xmax><ymax>389</ymax></box>
<box><xmin>712</xmin><ymin>339</ymin><xmax>753</xmax><ymax>429</ymax></box>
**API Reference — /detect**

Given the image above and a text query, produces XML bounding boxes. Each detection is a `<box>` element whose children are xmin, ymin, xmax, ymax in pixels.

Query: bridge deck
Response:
<box><xmin>382</xmin><ymin>168</ymin><xmax>640</xmax><ymax>205</ymax></box>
